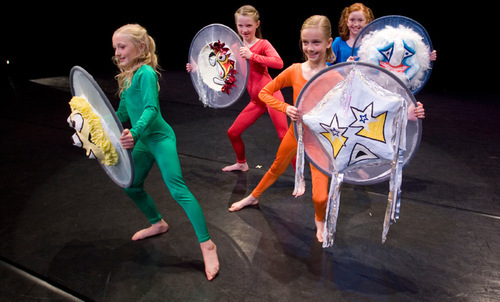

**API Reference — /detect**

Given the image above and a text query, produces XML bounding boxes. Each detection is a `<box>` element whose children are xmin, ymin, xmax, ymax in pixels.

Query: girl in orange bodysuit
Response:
<box><xmin>229</xmin><ymin>15</ymin><xmax>336</xmax><ymax>243</ymax></box>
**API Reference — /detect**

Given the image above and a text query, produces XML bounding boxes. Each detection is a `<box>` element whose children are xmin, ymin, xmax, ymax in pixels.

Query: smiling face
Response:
<box><xmin>112</xmin><ymin>34</ymin><xmax>140</xmax><ymax>69</ymax></box>
<box><xmin>236</xmin><ymin>14</ymin><xmax>260</xmax><ymax>43</ymax></box>
<box><xmin>347</xmin><ymin>10</ymin><xmax>368</xmax><ymax>38</ymax></box>
<box><xmin>301</xmin><ymin>27</ymin><xmax>332</xmax><ymax>63</ymax></box>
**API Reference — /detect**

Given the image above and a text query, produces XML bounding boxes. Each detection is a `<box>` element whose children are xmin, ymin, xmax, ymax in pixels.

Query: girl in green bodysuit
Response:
<box><xmin>112</xmin><ymin>24</ymin><xmax>219</xmax><ymax>281</ymax></box>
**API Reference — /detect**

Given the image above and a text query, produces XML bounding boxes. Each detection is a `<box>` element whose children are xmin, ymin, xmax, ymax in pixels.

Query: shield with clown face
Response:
<box><xmin>188</xmin><ymin>23</ymin><xmax>249</xmax><ymax>108</ymax></box>
<box><xmin>353</xmin><ymin>15</ymin><xmax>433</xmax><ymax>94</ymax></box>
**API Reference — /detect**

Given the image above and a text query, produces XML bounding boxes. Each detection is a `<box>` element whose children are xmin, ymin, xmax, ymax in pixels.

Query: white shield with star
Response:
<box><xmin>295</xmin><ymin>66</ymin><xmax>408</xmax><ymax>247</ymax></box>
<box><xmin>302</xmin><ymin>67</ymin><xmax>406</xmax><ymax>173</ymax></box>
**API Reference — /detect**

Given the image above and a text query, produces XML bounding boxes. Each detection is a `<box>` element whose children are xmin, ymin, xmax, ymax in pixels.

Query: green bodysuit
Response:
<box><xmin>116</xmin><ymin>64</ymin><xmax>210</xmax><ymax>243</ymax></box>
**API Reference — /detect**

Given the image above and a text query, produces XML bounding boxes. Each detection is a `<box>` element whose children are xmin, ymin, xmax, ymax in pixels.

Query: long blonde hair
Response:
<box><xmin>112</xmin><ymin>24</ymin><xmax>160</xmax><ymax>95</ymax></box>
<box><xmin>300</xmin><ymin>15</ymin><xmax>335</xmax><ymax>64</ymax></box>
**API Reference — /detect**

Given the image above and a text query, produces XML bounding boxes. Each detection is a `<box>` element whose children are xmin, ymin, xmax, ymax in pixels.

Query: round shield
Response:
<box><xmin>295</xmin><ymin>61</ymin><xmax>422</xmax><ymax>185</ymax></box>
<box><xmin>188</xmin><ymin>23</ymin><xmax>249</xmax><ymax>108</ymax></box>
<box><xmin>352</xmin><ymin>15</ymin><xmax>433</xmax><ymax>94</ymax></box>
<box><xmin>70</xmin><ymin>66</ymin><xmax>134</xmax><ymax>188</ymax></box>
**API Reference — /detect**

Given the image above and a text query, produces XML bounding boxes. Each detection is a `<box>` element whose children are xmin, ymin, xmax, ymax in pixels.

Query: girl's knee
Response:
<box><xmin>124</xmin><ymin>186</ymin><xmax>146</xmax><ymax>199</ymax></box>
<box><xmin>227</xmin><ymin>127</ymin><xmax>241</xmax><ymax>140</ymax></box>
<box><xmin>312</xmin><ymin>193</ymin><xmax>328</xmax><ymax>207</ymax></box>
<box><xmin>276</xmin><ymin>127</ymin><xmax>287</xmax><ymax>140</ymax></box>
<box><xmin>124</xmin><ymin>186</ymin><xmax>141</xmax><ymax>194</ymax></box>
<box><xmin>167</xmin><ymin>180</ymin><xmax>196</xmax><ymax>205</ymax></box>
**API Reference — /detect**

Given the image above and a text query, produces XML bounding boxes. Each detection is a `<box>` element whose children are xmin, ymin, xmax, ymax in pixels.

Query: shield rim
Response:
<box><xmin>352</xmin><ymin>15</ymin><xmax>433</xmax><ymax>94</ymax></box>
<box><xmin>188</xmin><ymin>23</ymin><xmax>249</xmax><ymax>108</ymax></box>
<box><xmin>293</xmin><ymin>61</ymin><xmax>422</xmax><ymax>185</ymax></box>
<box><xmin>70</xmin><ymin>65</ymin><xmax>135</xmax><ymax>188</ymax></box>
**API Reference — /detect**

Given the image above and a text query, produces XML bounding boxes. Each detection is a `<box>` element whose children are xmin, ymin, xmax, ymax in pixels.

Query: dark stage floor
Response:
<box><xmin>1</xmin><ymin>70</ymin><xmax>499</xmax><ymax>301</ymax></box>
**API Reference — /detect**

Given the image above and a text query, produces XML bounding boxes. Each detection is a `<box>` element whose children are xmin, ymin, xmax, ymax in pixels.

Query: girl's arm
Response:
<box><xmin>121</xmin><ymin>104</ymin><xmax>158</xmax><ymax>150</ymax></box>
<box><xmin>116</xmin><ymin>95</ymin><xmax>130</xmax><ymax>123</ymax></box>
<box><xmin>130</xmin><ymin>106</ymin><xmax>158</xmax><ymax>141</ymax></box>
<box><xmin>244</xmin><ymin>40</ymin><xmax>284</xmax><ymax>69</ymax></box>
<box><xmin>129</xmin><ymin>68</ymin><xmax>160</xmax><ymax>141</ymax></box>
<box><xmin>258</xmin><ymin>66</ymin><xmax>293</xmax><ymax>113</ymax></box>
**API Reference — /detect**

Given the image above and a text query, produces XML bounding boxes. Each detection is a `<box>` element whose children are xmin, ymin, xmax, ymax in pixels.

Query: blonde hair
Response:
<box><xmin>338</xmin><ymin>3</ymin><xmax>374</xmax><ymax>41</ymax></box>
<box><xmin>234</xmin><ymin>5</ymin><xmax>262</xmax><ymax>39</ymax></box>
<box><xmin>300</xmin><ymin>15</ymin><xmax>335</xmax><ymax>64</ymax></box>
<box><xmin>112</xmin><ymin>24</ymin><xmax>160</xmax><ymax>95</ymax></box>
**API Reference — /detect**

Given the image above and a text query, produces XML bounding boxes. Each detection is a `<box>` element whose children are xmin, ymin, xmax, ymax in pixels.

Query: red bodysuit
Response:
<box><xmin>227</xmin><ymin>39</ymin><xmax>288</xmax><ymax>163</ymax></box>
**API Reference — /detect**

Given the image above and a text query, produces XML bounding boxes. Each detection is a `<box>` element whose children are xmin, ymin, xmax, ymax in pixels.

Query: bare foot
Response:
<box><xmin>200</xmin><ymin>239</ymin><xmax>219</xmax><ymax>281</ymax></box>
<box><xmin>131</xmin><ymin>219</ymin><xmax>169</xmax><ymax>241</ymax></box>
<box><xmin>228</xmin><ymin>195</ymin><xmax>258</xmax><ymax>212</ymax></box>
<box><xmin>315</xmin><ymin>220</ymin><xmax>325</xmax><ymax>243</ymax></box>
<box><xmin>222</xmin><ymin>162</ymin><xmax>249</xmax><ymax>172</ymax></box>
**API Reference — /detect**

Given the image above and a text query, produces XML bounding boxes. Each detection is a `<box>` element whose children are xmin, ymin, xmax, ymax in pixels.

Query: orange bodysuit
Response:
<box><xmin>254</xmin><ymin>63</ymin><xmax>329</xmax><ymax>221</ymax></box>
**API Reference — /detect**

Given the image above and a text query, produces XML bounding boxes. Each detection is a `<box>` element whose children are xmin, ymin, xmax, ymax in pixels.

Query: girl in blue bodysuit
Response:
<box><xmin>328</xmin><ymin>3</ymin><xmax>374</xmax><ymax>65</ymax></box>
<box><xmin>112</xmin><ymin>24</ymin><xmax>218</xmax><ymax>281</ymax></box>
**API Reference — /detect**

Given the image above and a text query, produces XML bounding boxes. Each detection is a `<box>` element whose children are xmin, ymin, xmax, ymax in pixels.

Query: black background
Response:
<box><xmin>1</xmin><ymin>1</ymin><xmax>493</xmax><ymax>94</ymax></box>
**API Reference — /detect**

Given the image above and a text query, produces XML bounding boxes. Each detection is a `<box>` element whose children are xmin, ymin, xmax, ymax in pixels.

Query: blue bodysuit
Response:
<box><xmin>328</xmin><ymin>37</ymin><xmax>359</xmax><ymax>66</ymax></box>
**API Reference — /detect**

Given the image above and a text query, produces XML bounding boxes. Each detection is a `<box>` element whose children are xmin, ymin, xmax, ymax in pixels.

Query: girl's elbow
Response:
<box><xmin>258</xmin><ymin>90</ymin><xmax>268</xmax><ymax>101</ymax></box>
<box><xmin>275</xmin><ymin>58</ymin><xmax>284</xmax><ymax>69</ymax></box>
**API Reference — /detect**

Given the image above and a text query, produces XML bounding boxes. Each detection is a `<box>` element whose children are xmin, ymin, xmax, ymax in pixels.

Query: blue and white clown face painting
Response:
<box><xmin>357</xmin><ymin>25</ymin><xmax>431</xmax><ymax>92</ymax></box>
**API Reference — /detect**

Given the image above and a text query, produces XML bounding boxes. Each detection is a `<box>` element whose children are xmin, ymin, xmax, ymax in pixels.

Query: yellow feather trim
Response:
<box><xmin>69</xmin><ymin>96</ymin><xmax>119</xmax><ymax>166</ymax></box>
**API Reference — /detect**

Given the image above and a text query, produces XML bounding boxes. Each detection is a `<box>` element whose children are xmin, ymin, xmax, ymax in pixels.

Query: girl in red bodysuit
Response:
<box><xmin>187</xmin><ymin>5</ymin><xmax>288</xmax><ymax>172</ymax></box>
<box><xmin>229</xmin><ymin>15</ymin><xmax>336</xmax><ymax>243</ymax></box>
